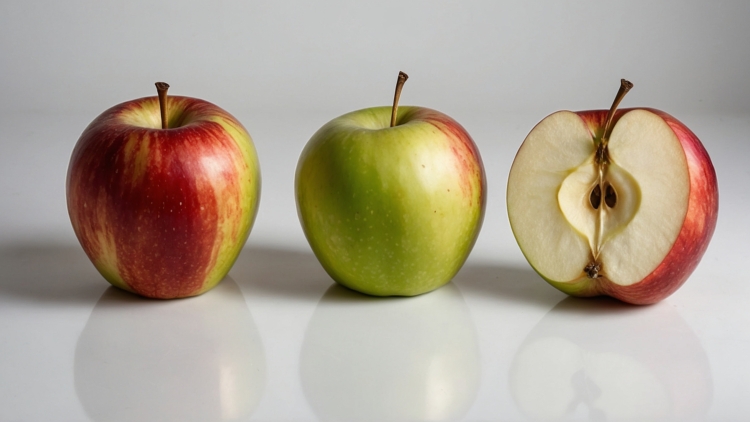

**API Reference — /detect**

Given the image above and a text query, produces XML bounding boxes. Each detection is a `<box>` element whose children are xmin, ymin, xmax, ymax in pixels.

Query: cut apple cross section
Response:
<box><xmin>505</xmin><ymin>80</ymin><xmax>718</xmax><ymax>304</ymax></box>
<box><xmin>512</xmin><ymin>108</ymin><xmax>690</xmax><ymax>285</ymax></box>
<box><xmin>509</xmin><ymin>80</ymin><xmax>718</xmax><ymax>304</ymax></box>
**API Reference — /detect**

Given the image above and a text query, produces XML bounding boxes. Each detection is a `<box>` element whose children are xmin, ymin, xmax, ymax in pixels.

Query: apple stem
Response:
<box><xmin>600</xmin><ymin>79</ymin><xmax>633</xmax><ymax>149</ymax></box>
<box><xmin>390</xmin><ymin>71</ymin><xmax>409</xmax><ymax>127</ymax></box>
<box><xmin>155</xmin><ymin>82</ymin><xmax>170</xmax><ymax>129</ymax></box>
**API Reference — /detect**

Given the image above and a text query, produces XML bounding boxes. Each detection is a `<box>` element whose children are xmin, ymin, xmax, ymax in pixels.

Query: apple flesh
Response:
<box><xmin>507</xmin><ymin>108</ymin><xmax>718</xmax><ymax>304</ymax></box>
<box><xmin>295</xmin><ymin>106</ymin><xmax>486</xmax><ymax>296</ymax></box>
<box><xmin>67</xmin><ymin>94</ymin><xmax>261</xmax><ymax>299</ymax></box>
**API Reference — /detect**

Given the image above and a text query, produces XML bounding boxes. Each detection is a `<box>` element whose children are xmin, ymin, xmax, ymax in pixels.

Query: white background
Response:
<box><xmin>1</xmin><ymin>1</ymin><xmax>749</xmax><ymax>421</ymax></box>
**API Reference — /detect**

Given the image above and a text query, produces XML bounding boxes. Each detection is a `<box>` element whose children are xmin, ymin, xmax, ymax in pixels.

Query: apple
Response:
<box><xmin>66</xmin><ymin>83</ymin><xmax>261</xmax><ymax>299</ymax></box>
<box><xmin>507</xmin><ymin>80</ymin><xmax>718</xmax><ymax>304</ymax></box>
<box><xmin>295</xmin><ymin>72</ymin><xmax>486</xmax><ymax>296</ymax></box>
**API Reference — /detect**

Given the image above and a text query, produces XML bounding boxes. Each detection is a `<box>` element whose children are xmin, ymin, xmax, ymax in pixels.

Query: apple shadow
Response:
<box><xmin>231</xmin><ymin>246</ymin><xmax>577</xmax><ymax>308</ymax></box>
<box><xmin>229</xmin><ymin>246</ymin><xmax>340</xmax><ymax>301</ymax></box>
<box><xmin>0</xmin><ymin>242</ymin><xmax>563</xmax><ymax>308</ymax></box>
<box><xmin>0</xmin><ymin>243</ymin><xmax>333</xmax><ymax>305</ymax></box>
<box><xmin>231</xmin><ymin>246</ymin><xmax>567</xmax><ymax>308</ymax></box>
<box><xmin>451</xmin><ymin>260</ymin><xmax>567</xmax><ymax>308</ymax></box>
<box><xmin>0</xmin><ymin>243</ymin><xmax>107</xmax><ymax>305</ymax></box>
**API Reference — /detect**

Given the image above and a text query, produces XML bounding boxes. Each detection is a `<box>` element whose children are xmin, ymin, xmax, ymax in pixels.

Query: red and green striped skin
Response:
<box><xmin>67</xmin><ymin>96</ymin><xmax>260</xmax><ymax>299</ymax></box>
<box><xmin>296</xmin><ymin>106</ymin><xmax>485</xmax><ymax>296</ymax></box>
<box><xmin>544</xmin><ymin>109</ymin><xmax>718</xmax><ymax>304</ymax></box>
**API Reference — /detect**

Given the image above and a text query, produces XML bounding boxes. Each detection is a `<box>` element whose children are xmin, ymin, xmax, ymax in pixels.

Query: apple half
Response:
<box><xmin>507</xmin><ymin>81</ymin><xmax>718</xmax><ymax>304</ymax></box>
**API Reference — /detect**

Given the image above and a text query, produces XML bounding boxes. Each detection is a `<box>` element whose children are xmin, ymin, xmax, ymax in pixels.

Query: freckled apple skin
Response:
<box><xmin>518</xmin><ymin>108</ymin><xmax>718</xmax><ymax>305</ymax></box>
<box><xmin>296</xmin><ymin>106</ymin><xmax>485</xmax><ymax>296</ymax></box>
<box><xmin>66</xmin><ymin>96</ymin><xmax>261</xmax><ymax>299</ymax></box>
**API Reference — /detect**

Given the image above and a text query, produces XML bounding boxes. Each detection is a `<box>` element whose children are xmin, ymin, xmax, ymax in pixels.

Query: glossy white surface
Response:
<box><xmin>1</xmin><ymin>111</ymin><xmax>749</xmax><ymax>421</ymax></box>
<box><xmin>2</xmin><ymin>2</ymin><xmax>749</xmax><ymax>420</ymax></box>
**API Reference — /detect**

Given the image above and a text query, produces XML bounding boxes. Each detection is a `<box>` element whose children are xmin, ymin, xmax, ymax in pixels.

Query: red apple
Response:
<box><xmin>507</xmin><ymin>80</ymin><xmax>718</xmax><ymax>304</ymax></box>
<box><xmin>66</xmin><ymin>83</ymin><xmax>261</xmax><ymax>299</ymax></box>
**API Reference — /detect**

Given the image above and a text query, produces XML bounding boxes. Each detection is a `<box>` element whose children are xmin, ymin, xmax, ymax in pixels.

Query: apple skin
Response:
<box><xmin>295</xmin><ymin>106</ymin><xmax>485</xmax><ymax>296</ymax></box>
<box><xmin>67</xmin><ymin>95</ymin><xmax>261</xmax><ymax>299</ymax></box>
<box><xmin>516</xmin><ymin>108</ymin><xmax>718</xmax><ymax>305</ymax></box>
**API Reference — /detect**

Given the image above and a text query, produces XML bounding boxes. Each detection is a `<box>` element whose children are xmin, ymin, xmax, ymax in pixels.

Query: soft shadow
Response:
<box><xmin>452</xmin><ymin>261</ymin><xmax>567</xmax><ymax>308</ymax></box>
<box><xmin>0</xmin><ymin>243</ymin><xmax>333</xmax><ymax>305</ymax></box>
<box><xmin>0</xmin><ymin>243</ymin><xmax>106</xmax><ymax>305</ymax></box>
<box><xmin>230</xmin><ymin>246</ymin><xmax>336</xmax><ymax>300</ymax></box>
<box><xmin>509</xmin><ymin>296</ymin><xmax>713</xmax><ymax>421</ymax></box>
<box><xmin>74</xmin><ymin>277</ymin><xmax>266</xmax><ymax>422</ymax></box>
<box><xmin>0</xmin><ymin>242</ymin><xmax>564</xmax><ymax>309</ymax></box>
<box><xmin>233</xmin><ymin>246</ymin><xmax>567</xmax><ymax>308</ymax></box>
<box><xmin>299</xmin><ymin>283</ymin><xmax>481</xmax><ymax>422</ymax></box>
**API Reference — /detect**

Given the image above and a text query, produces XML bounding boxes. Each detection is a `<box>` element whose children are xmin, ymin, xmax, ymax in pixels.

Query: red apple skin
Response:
<box><xmin>545</xmin><ymin>109</ymin><xmax>718</xmax><ymax>305</ymax></box>
<box><xmin>67</xmin><ymin>96</ymin><xmax>261</xmax><ymax>299</ymax></box>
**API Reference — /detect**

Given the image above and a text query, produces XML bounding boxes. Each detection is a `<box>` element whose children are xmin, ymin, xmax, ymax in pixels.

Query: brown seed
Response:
<box><xmin>590</xmin><ymin>185</ymin><xmax>602</xmax><ymax>209</ymax></box>
<box><xmin>605</xmin><ymin>184</ymin><xmax>617</xmax><ymax>208</ymax></box>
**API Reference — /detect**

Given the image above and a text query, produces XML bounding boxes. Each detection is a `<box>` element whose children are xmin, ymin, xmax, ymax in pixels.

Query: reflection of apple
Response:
<box><xmin>67</xmin><ymin>83</ymin><xmax>261</xmax><ymax>299</ymax></box>
<box><xmin>74</xmin><ymin>278</ymin><xmax>265</xmax><ymax>421</ymax></box>
<box><xmin>507</xmin><ymin>80</ymin><xmax>718</xmax><ymax>304</ymax></box>
<box><xmin>295</xmin><ymin>72</ymin><xmax>485</xmax><ymax>296</ymax></box>
<box><xmin>510</xmin><ymin>297</ymin><xmax>712</xmax><ymax>421</ymax></box>
<box><xmin>300</xmin><ymin>283</ymin><xmax>480</xmax><ymax>421</ymax></box>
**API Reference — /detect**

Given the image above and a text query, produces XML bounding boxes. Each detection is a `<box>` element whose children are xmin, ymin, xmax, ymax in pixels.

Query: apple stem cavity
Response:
<box><xmin>155</xmin><ymin>82</ymin><xmax>170</xmax><ymax>129</ymax></box>
<box><xmin>390</xmin><ymin>71</ymin><xmax>409</xmax><ymax>128</ymax></box>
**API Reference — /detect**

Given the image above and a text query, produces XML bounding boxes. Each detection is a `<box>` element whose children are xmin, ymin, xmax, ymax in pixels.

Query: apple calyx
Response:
<box><xmin>390</xmin><ymin>71</ymin><xmax>409</xmax><ymax>127</ymax></box>
<box><xmin>588</xmin><ymin>79</ymin><xmax>633</xmax><ymax>277</ymax></box>
<box><xmin>155</xmin><ymin>82</ymin><xmax>170</xmax><ymax>129</ymax></box>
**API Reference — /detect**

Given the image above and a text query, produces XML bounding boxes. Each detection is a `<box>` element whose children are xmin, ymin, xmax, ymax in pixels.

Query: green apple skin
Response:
<box><xmin>295</xmin><ymin>106</ymin><xmax>486</xmax><ymax>296</ymax></box>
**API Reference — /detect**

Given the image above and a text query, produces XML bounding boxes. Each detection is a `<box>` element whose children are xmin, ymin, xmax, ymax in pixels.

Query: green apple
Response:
<box><xmin>295</xmin><ymin>72</ymin><xmax>486</xmax><ymax>296</ymax></box>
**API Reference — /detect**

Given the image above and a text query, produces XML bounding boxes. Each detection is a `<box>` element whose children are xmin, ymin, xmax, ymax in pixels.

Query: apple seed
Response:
<box><xmin>590</xmin><ymin>185</ymin><xmax>602</xmax><ymax>209</ymax></box>
<box><xmin>605</xmin><ymin>183</ymin><xmax>617</xmax><ymax>208</ymax></box>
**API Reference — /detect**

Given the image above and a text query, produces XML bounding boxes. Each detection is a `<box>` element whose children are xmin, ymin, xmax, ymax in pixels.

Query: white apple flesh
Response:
<box><xmin>507</xmin><ymin>82</ymin><xmax>718</xmax><ymax>304</ymax></box>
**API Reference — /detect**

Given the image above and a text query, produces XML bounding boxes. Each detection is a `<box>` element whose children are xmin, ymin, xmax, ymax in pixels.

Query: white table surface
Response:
<box><xmin>1</xmin><ymin>110</ymin><xmax>748</xmax><ymax>421</ymax></box>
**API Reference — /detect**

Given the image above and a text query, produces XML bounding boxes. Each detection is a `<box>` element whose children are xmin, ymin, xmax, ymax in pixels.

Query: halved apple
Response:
<box><xmin>507</xmin><ymin>80</ymin><xmax>718</xmax><ymax>304</ymax></box>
